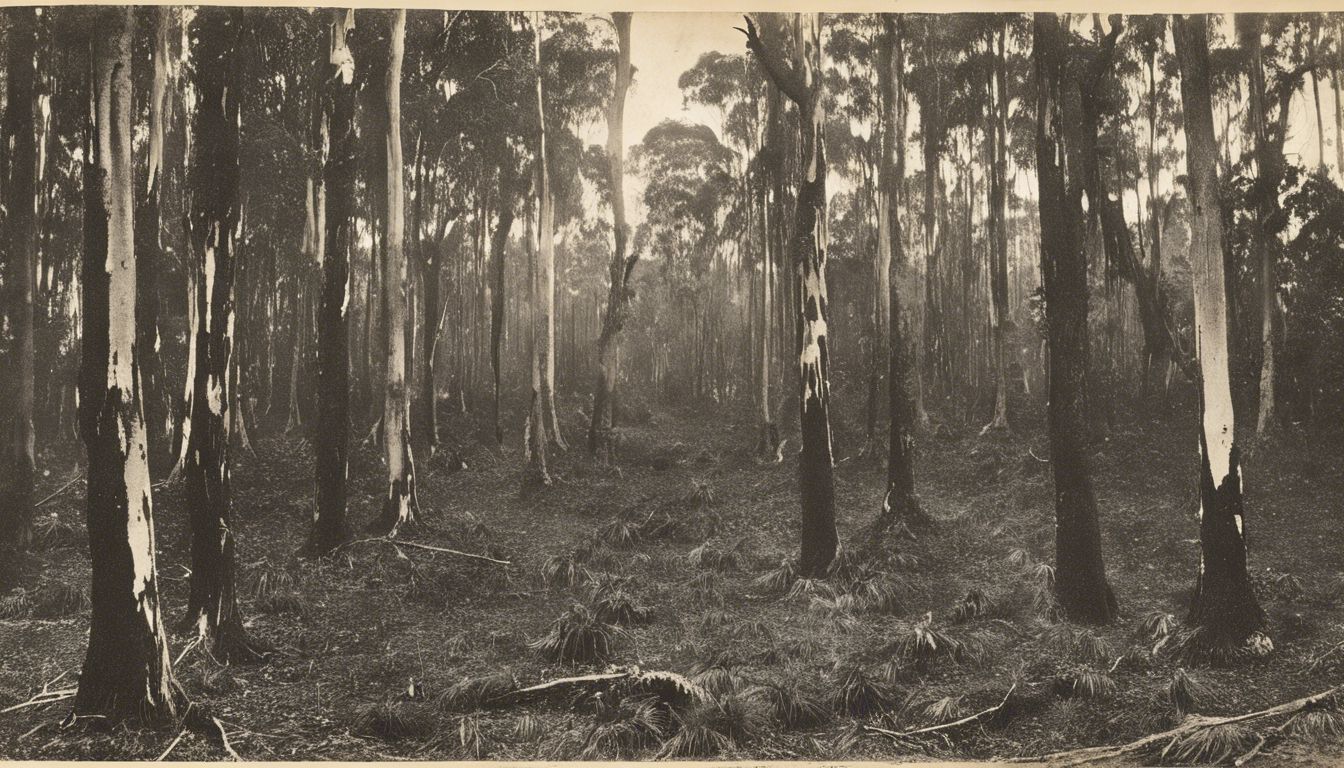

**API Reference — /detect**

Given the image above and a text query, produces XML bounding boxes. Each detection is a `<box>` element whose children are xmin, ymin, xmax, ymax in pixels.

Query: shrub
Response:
<box><xmin>530</xmin><ymin>604</ymin><xmax>627</xmax><ymax>664</ymax></box>
<box><xmin>658</xmin><ymin>694</ymin><xmax>767</xmax><ymax>758</ymax></box>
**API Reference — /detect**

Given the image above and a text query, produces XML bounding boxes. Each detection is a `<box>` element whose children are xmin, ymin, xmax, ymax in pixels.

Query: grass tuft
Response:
<box><xmin>830</xmin><ymin>666</ymin><xmax>895</xmax><ymax>716</ymax></box>
<box><xmin>921</xmin><ymin>695</ymin><xmax>965</xmax><ymax>725</ymax></box>
<box><xmin>530</xmin><ymin>604</ymin><xmax>627</xmax><ymax>664</ymax></box>
<box><xmin>687</xmin><ymin>540</ymin><xmax>742</xmax><ymax>572</ymax></box>
<box><xmin>354</xmin><ymin>700</ymin><xmax>435</xmax><ymax>741</ymax></box>
<box><xmin>0</xmin><ymin>589</ymin><xmax>32</xmax><ymax>619</ymax></box>
<box><xmin>1162</xmin><ymin>723</ymin><xmax>1252</xmax><ymax>764</ymax></box>
<box><xmin>513</xmin><ymin>714</ymin><xmax>546</xmax><ymax>742</ymax></box>
<box><xmin>888</xmin><ymin>613</ymin><xmax>975</xmax><ymax>666</ymax></box>
<box><xmin>1285</xmin><ymin>704</ymin><xmax>1344</xmax><ymax>743</ymax></box>
<box><xmin>31</xmin><ymin>513</ymin><xmax>82</xmax><ymax>551</ymax></box>
<box><xmin>1054</xmin><ymin>667</ymin><xmax>1118</xmax><ymax>700</ymax></box>
<box><xmin>1076</xmin><ymin>631</ymin><xmax>1113</xmax><ymax>665</ymax></box>
<box><xmin>750</xmin><ymin>679</ymin><xmax>830</xmax><ymax>729</ymax></box>
<box><xmin>555</xmin><ymin>694</ymin><xmax>667</xmax><ymax>759</ymax></box>
<box><xmin>658</xmin><ymin>693</ymin><xmax>767</xmax><ymax>758</ymax></box>
<box><xmin>952</xmin><ymin>588</ymin><xmax>991</xmax><ymax>623</ymax></box>
<box><xmin>30</xmin><ymin>581</ymin><xmax>90</xmax><ymax>618</ymax></box>
<box><xmin>751</xmin><ymin>558</ymin><xmax>798</xmax><ymax>595</ymax></box>
<box><xmin>440</xmin><ymin>673</ymin><xmax>515</xmax><ymax>712</ymax></box>
<box><xmin>1167</xmin><ymin>668</ymin><xmax>1213</xmax><ymax>716</ymax></box>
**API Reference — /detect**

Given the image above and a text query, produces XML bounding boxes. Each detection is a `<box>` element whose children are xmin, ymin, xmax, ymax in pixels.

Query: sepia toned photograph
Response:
<box><xmin>0</xmin><ymin>3</ymin><xmax>1342</xmax><ymax>764</ymax></box>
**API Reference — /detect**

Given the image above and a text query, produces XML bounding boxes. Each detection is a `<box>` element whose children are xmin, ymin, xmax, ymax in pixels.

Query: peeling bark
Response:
<box><xmin>75</xmin><ymin>7</ymin><xmax>182</xmax><ymax>722</ymax></box>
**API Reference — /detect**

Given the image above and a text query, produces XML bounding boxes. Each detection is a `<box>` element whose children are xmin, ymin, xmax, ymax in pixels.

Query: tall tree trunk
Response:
<box><xmin>1175</xmin><ymin>13</ymin><xmax>1266</xmax><ymax>652</ymax></box>
<box><xmin>306</xmin><ymin>8</ymin><xmax>357</xmax><ymax>557</ymax></box>
<box><xmin>534</xmin><ymin>25</ymin><xmax>566</xmax><ymax>452</ymax></box>
<box><xmin>524</xmin><ymin>173</ymin><xmax>551</xmax><ymax>484</ymax></box>
<box><xmin>589</xmin><ymin>12</ymin><xmax>635</xmax><ymax>462</ymax></box>
<box><xmin>983</xmin><ymin>24</ymin><xmax>1011</xmax><ymax>434</ymax></box>
<box><xmin>135</xmin><ymin>7</ymin><xmax>171</xmax><ymax>476</ymax></box>
<box><xmin>744</xmin><ymin>13</ymin><xmax>837</xmax><ymax>577</ymax></box>
<box><xmin>370</xmin><ymin>9</ymin><xmax>418</xmax><ymax>536</ymax></box>
<box><xmin>1034</xmin><ymin>12</ymin><xmax>1117</xmax><ymax>625</ymax></box>
<box><xmin>75</xmin><ymin>7</ymin><xmax>182</xmax><ymax>721</ymax></box>
<box><xmin>1</xmin><ymin>6</ymin><xmax>38</xmax><ymax>551</ymax></box>
<box><xmin>1240</xmin><ymin>14</ymin><xmax>1282</xmax><ymax>436</ymax></box>
<box><xmin>489</xmin><ymin>151</ymin><xmax>516</xmax><ymax>451</ymax></box>
<box><xmin>182</xmin><ymin>7</ymin><xmax>264</xmax><ymax>663</ymax></box>
<box><xmin>874</xmin><ymin>14</ymin><xmax>922</xmax><ymax>534</ymax></box>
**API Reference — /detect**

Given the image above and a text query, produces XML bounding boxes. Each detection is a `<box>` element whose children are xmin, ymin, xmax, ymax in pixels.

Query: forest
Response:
<box><xmin>0</xmin><ymin>6</ymin><xmax>1343</xmax><ymax>764</ymax></box>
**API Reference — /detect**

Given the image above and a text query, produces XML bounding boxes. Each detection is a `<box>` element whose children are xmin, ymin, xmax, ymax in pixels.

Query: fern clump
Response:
<box><xmin>597</xmin><ymin>516</ymin><xmax>642</xmax><ymax>549</ymax></box>
<box><xmin>889</xmin><ymin>613</ymin><xmax>974</xmax><ymax>667</ymax></box>
<box><xmin>530</xmin><ymin>604</ymin><xmax>626</xmax><ymax>664</ymax></box>
<box><xmin>1285</xmin><ymin>703</ymin><xmax>1344</xmax><ymax>744</ymax></box>
<box><xmin>921</xmin><ymin>695</ymin><xmax>965</xmax><ymax>725</ymax></box>
<box><xmin>951</xmin><ymin>588</ymin><xmax>991</xmax><ymax>623</ymax></box>
<box><xmin>513</xmin><ymin>714</ymin><xmax>546</xmax><ymax>742</ymax></box>
<box><xmin>1076</xmin><ymin>630</ymin><xmax>1114</xmax><ymax>665</ymax></box>
<box><xmin>687</xmin><ymin>540</ymin><xmax>742</xmax><ymax>572</ymax></box>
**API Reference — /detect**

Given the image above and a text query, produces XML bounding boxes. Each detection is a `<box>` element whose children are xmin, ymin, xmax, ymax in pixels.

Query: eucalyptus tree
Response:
<box><xmin>307</xmin><ymin>8</ymin><xmax>359</xmax><ymax>557</ymax></box>
<box><xmin>589</xmin><ymin>11</ymin><xmax>634</xmax><ymax>462</ymax></box>
<box><xmin>742</xmin><ymin>13</ymin><xmax>838</xmax><ymax>576</ymax></box>
<box><xmin>75</xmin><ymin>5</ymin><xmax>182</xmax><ymax>721</ymax></box>
<box><xmin>1034</xmin><ymin>12</ymin><xmax>1116</xmax><ymax>625</ymax></box>
<box><xmin>181</xmin><ymin>6</ymin><xmax>266</xmax><ymax>661</ymax></box>
<box><xmin>1</xmin><ymin>6</ymin><xmax>39</xmax><ymax>550</ymax></box>
<box><xmin>370</xmin><ymin>9</ymin><xmax>420</xmax><ymax>535</ymax></box>
<box><xmin>1175</xmin><ymin>12</ymin><xmax>1266</xmax><ymax>653</ymax></box>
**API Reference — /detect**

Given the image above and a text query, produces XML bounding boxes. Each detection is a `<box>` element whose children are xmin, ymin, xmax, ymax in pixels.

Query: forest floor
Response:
<box><xmin>1</xmin><ymin>394</ymin><xmax>1343</xmax><ymax>764</ymax></box>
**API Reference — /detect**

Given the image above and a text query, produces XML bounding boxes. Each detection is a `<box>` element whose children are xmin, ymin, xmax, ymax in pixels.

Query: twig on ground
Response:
<box><xmin>211</xmin><ymin>716</ymin><xmax>241</xmax><ymax>760</ymax></box>
<box><xmin>865</xmin><ymin>683</ymin><xmax>1017</xmax><ymax>741</ymax></box>
<box><xmin>35</xmin><ymin>472</ymin><xmax>84</xmax><ymax>507</ymax></box>
<box><xmin>339</xmin><ymin>537</ymin><xmax>510</xmax><ymax>566</ymax></box>
<box><xmin>1009</xmin><ymin>683</ymin><xmax>1344</xmax><ymax>766</ymax></box>
<box><xmin>156</xmin><ymin>728</ymin><xmax>188</xmax><ymax>761</ymax></box>
<box><xmin>0</xmin><ymin>688</ymin><xmax>76</xmax><ymax>714</ymax></box>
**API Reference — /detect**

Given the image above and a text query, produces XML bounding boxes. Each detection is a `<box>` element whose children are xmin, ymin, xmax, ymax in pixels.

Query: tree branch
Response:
<box><xmin>736</xmin><ymin>15</ymin><xmax>808</xmax><ymax>107</ymax></box>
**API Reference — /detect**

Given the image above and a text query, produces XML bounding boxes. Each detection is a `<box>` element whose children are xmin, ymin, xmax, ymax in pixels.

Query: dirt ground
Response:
<box><xmin>1</xmin><ymin>395</ymin><xmax>1342</xmax><ymax>763</ymax></box>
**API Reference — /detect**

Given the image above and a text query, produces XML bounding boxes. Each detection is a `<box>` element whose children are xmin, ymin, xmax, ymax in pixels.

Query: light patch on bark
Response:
<box><xmin>203</xmin><ymin>243</ymin><xmax>216</xmax><ymax>334</ymax></box>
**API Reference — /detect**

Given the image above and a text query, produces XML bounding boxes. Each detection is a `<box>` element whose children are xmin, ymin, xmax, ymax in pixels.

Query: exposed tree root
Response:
<box><xmin>1009</xmin><ymin>683</ymin><xmax>1344</xmax><ymax>765</ymax></box>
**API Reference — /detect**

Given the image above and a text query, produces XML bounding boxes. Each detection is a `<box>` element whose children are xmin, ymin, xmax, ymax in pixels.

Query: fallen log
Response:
<box><xmin>486</xmin><ymin>666</ymin><xmax>705</xmax><ymax>707</ymax></box>
<box><xmin>340</xmin><ymin>537</ymin><xmax>510</xmax><ymax>566</ymax></box>
<box><xmin>1009</xmin><ymin>683</ymin><xmax>1344</xmax><ymax>766</ymax></box>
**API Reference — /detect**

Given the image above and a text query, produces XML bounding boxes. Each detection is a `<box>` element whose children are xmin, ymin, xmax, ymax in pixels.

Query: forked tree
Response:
<box><xmin>75</xmin><ymin>6</ymin><xmax>181</xmax><ymax>721</ymax></box>
<box><xmin>370</xmin><ymin>9</ymin><xmax>420</xmax><ymax>536</ymax></box>
<box><xmin>1174</xmin><ymin>13</ymin><xmax>1267</xmax><ymax>652</ymax></box>
<box><xmin>1</xmin><ymin>6</ymin><xmax>38</xmax><ymax>553</ymax></box>
<box><xmin>742</xmin><ymin>13</ymin><xmax>838</xmax><ymax>576</ymax></box>
<box><xmin>182</xmin><ymin>6</ymin><xmax>265</xmax><ymax>661</ymax></box>
<box><xmin>1034</xmin><ymin>12</ymin><xmax>1117</xmax><ymax>625</ymax></box>
<box><xmin>307</xmin><ymin>8</ymin><xmax>358</xmax><ymax>556</ymax></box>
<box><xmin>589</xmin><ymin>11</ymin><xmax>634</xmax><ymax>462</ymax></box>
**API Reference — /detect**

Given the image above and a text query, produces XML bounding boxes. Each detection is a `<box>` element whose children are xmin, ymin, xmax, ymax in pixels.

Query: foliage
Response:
<box><xmin>530</xmin><ymin>603</ymin><xmax>627</xmax><ymax>664</ymax></box>
<box><xmin>830</xmin><ymin>666</ymin><xmax>896</xmax><ymax>716</ymax></box>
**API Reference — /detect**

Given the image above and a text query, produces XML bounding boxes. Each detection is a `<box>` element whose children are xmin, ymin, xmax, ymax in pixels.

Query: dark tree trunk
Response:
<box><xmin>1175</xmin><ymin>13</ymin><xmax>1266</xmax><ymax>651</ymax></box>
<box><xmin>75</xmin><ymin>7</ymin><xmax>182</xmax><ymax>722</ymax></box>
<box><xmin>1034</xmin><ymin>12</ymin><xmax>1117</xmax><ymax>625</ymax></box>
<box><xmin>589</xmin><ymin>12</ymin><xmax>634</xmax><ymax>462</ymax></box>
<box><xmin>744</xmin><ymin>13</ymin><xmax>837</xmax><ymax>577</ymax></box>
<box><xmin>984</xmin><ymin>23</ymin><xmax>1010</xmax><ymax>433</ymax></box>
<box><xmin>306</xmin><ymin>8</ymin><xmax>358</xmax><ymax>557</ymax></box>
<box><xmin>1</xmin><ymin>6</ymin><xmax>38</xmax><ymax>552</ymax></box>
<box><xmin>182</xmin><ymin>7</ymin><xmax>265</xmax><ymax>663</ymax></box>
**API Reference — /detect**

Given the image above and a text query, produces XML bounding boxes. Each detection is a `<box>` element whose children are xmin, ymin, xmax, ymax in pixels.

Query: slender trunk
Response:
<box><xmin>489</xmin><ymin>152</ymin><xmax>516</xmax><ymax>451</ymax></box>
<box><xmin>534</xmin><ymin>28</ymin><xmax>566</xmax><ymax>452</ymax></box>
<box><xmin>589</xmin><ymin>12</ymin><xmax>634</xmax><ymax>462</ymax></box>
<box><xmin>306</xmin><ymin>8</ymin><xmax>357</xmax><ymax>557</ymax></box>
<box><xmin>76</xmin><ymin>7</ymin><xmax>182</xmax><ymax>721</ymax></box>
<box><xmin>182</xmin><ymin>7</ymin><xmax>264</xmax><ymax>663</ymax></box>
<box><xmin>524</xmin><ymin>153</ymin><xmax>550</xmax><ymax>484</ymax></box>
<box><xmin>1175</xmin><ymin>13</ymin><xmax>1266</xmax><ymax>650</ymax></box>
<box><xmin>874</xmin><ymin>15</ymin><xmax>921</xmax><ymax>533</ymax></box>
<box><xmin>744</xmin><ymin>13</ymin><xmax>837</xmax><ymax>577</ymax></box>
<box><xmin>983</xmin><ymin>25</ymin><xmax>1010</xmax><ymax>433</ymax></box>
<box><xmin>370</xmin><ymin>9</ymin><xmax>418</xmax><ymax>536</ymax></box>
<box><xmin>1034</xmin><ymin>12</ymin><xmax>1116</xmax><ymax>625</ymax></box>
<box><xmin>1</xmin><ymin>7</ymin><xmax>38</xmax><ymax>550</ymax></box>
